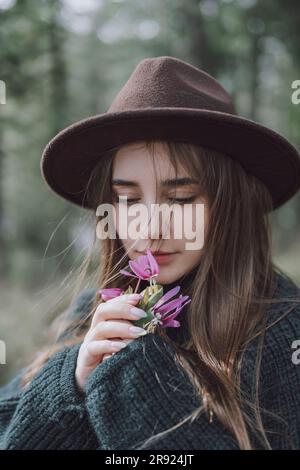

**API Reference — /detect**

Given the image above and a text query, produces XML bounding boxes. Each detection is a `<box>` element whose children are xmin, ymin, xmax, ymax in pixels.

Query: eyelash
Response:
<box><xmin>115</xmin><ymin>196</ymin><xmax>197</xmax><ymax>205</ymax></box>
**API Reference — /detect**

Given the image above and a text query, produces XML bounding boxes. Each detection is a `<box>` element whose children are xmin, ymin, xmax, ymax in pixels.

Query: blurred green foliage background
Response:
<box><xmin>0</xmin><ymin>0</ymin><xmax>299</xmax><ymax>385</ymax></box>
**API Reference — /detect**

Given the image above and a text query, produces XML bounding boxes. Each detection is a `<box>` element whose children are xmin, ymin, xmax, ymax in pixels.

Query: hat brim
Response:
<box><xmin>40</xmin><ymin>108</ymin><xmax>300</xmax><ymax>211</ymax></box>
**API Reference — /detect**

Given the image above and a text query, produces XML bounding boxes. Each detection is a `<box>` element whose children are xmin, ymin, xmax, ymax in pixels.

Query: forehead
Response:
<box><xmin>112</xmin><ymin>141</ymin><xmax>188</xmax><ymax>179</ymax></box>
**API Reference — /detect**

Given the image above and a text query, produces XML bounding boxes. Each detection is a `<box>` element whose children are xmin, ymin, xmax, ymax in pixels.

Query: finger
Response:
<box><xmin>83</xmin><ymin>340</ymin><xmax>127</xmax><ymax>366</ymax></box>
<box><xmin>91</xmin><ymin>298</ymin><xmax>147</xmax><ymax>328</ymax></box>
<box><xmin>102</xmin><ymin>337</ymin><xmax>135</xmax><ymax>360</ymax></box>
<box><xmin>86</xmin><ymin>320</ymin><xmax>133</xmax><ymax>342</ymax></box>
<box><xmin>102</xmin><ymin>353</ymin><xmax>113</xmax><ymax>361</ymax></box>
<box><xmin>104</xmin><ymin>335</ymin><xmax>134</xmax><ymax>343</ymax></box>
<box><xmin>106</xmin><ymin>293</ymin><xmax>142</xmax><ymax>304</ymax></box>
<box><xmin>87</xmin><ymin>320</ymin><xmax>148</xmax><ymax>342</ymax></box>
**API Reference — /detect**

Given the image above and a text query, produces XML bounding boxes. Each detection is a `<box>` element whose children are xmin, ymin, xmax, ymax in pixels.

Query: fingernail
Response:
<box><xmin>130</xmin><ymin>307</ymin><xmax>147</xmax><ymax>318</ymax></box>
<box><xmin>129</xmin><ymin>326</ymin><xmax>148</xmax><ymax>336</ymax></box>
<box><xmin>127</xmin><ymin>293</ymin><xmax>142</xmax><ymax>299</ymax></box>
<box><xmin>111</xmin><ymin>341</ymin><xmax>127</xmax><ymax>350</ymax></box>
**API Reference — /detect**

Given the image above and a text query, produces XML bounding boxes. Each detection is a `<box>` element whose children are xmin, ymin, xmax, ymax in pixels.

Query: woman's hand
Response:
<box><xmin>75</xmin><ymin>293</ymin><xmax>148</xmax><ymax>392</ymax></box>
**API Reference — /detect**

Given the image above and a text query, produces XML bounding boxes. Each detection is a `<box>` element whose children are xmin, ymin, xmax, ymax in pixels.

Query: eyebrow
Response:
<box><xmin>112</xmin><ymin>177</ymin><xmax>198</xmax><ymax>188</ymax></box>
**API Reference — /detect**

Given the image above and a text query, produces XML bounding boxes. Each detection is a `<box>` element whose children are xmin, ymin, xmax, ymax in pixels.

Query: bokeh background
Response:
<box><xmin>0</xmin><ymin>0</ymin><xmax>300</xmax><ymax>385</ymax></box>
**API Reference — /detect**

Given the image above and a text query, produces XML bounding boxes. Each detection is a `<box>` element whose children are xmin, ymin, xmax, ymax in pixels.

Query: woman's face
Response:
<box><xmin>111</xmin><ymin>142</ymin><xmax>209</xmax><ymax>284</ymax></box>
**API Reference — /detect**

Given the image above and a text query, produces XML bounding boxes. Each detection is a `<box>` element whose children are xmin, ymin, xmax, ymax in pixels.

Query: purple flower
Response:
<box><xmin>99</xmin><ymin>288</ymin><xmax>123</xmax><ymax>301</ymax></box>
<box><xmin>120</xmin><ymin>249</ymin><xmax>159</xmax><ymax>280</ymax></box>
<box><xmin>150</xmin><ymin>286</ymin><xmax>191</xmax><ymax>328</ymax></box>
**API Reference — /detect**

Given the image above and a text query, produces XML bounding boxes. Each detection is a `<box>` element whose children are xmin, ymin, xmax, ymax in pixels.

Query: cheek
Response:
<box><xmin>192</xmin><ymin>201</ymin><xmax>207</xmax><ymax>228</ymax></box>
<box><xmin>175</xmin><ymin>203</ymin><xmax>206</xmax><ymax>242</ymax></box>
<box><xmin>113</xmin><ymin>206</ymin><xmax>121</xmax><ymax>235</ymax></box>
<box><xmin>113</xmin><ymin>206</ymin><xmax>140</xmax><ymax>245</ymax></box>
<box><xmin>113</xmin><ymin>206</ymin><xmax>131</xmax><ymax>237</ymax></box>
<box><xmin>180</xmin><ymin>247</ymin><xmax>203</xmax><ymax>270</ymax></box>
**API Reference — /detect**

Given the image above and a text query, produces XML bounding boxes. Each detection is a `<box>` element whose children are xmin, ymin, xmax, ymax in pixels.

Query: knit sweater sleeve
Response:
<box><xmin>84</xmin><ymin>332</ymin><xmax>240</xmax><ymax>450</ymax></box>
<box><xmin>254</xmin><ymin>304</ymin><xmax>300</xmax><ymax>449</ymax></box>
<box><xmin>0</xmin><ymin>288</ymin><xmax>99</xmax><ymax>449</ymax></box>
<box><xmin>83</xmin><ymin>302</ymin><xmax>300</xmax><ymax>450</ymax></box>
<box><xmin>1</xmin><ymin>284</ymin><xmax>299</xmax><ymax>449</ymax></box>
<box><xmin>0</xmin><ymin>343</ymin><xmax>99</xmax><ymax>449</ymax></box>
<box><xmin>0</xmin><ymin>372</ymin><xmax>24</xmax><ymax>443</ymax></box>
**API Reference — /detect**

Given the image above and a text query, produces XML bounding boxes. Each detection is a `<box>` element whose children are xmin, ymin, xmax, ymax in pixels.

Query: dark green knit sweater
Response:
<box><xmin>0</xmin><ymin>272</ymin><xmax>300</xmax><ymax>450</ymax></box>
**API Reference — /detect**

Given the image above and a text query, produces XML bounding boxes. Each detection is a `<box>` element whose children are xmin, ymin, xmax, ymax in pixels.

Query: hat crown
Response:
<box><xmin>108</xmin><ymin>56</ymin><xmax>237</xmax><ymax>115</ymax></box>
<box><xmin>41</xmin><ymin>55</ymin><xmax>300</xmax><ymax>212</ymax></box>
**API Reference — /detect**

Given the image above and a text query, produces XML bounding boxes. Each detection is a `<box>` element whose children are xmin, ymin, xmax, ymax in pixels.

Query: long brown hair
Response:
<box><xmin>21</xmin><ymin>140</ymin><xmax>300</xmax><ymax>449</ymax></box>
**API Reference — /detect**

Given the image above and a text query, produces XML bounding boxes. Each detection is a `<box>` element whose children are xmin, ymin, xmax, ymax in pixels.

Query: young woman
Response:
<box><xmin>1</xmin><ymin>56</ymin><xmax>300</xmax><ymax>450</ymax></box>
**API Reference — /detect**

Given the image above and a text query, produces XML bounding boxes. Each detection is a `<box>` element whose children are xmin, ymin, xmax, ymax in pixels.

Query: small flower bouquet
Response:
<box><xmin>99</xmin><ymin>249</ymin><xmax>191</xmax><ymax>333</ymax></box>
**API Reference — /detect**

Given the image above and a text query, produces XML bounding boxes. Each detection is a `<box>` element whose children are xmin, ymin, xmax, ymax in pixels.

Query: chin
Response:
<box><xmin>155</xmin><ymin>273</ymin><xmax>179</xmax><ymax>285</ymax></box>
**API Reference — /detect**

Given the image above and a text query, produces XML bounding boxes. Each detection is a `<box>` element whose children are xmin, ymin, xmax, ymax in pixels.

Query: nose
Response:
<box><xmin>140</xmin><ymin>202</ymin><xmax>172</xmax><ymax>241</ymax></box>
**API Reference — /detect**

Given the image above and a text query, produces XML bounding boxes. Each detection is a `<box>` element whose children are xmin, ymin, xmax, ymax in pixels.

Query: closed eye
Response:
<box><xmin>115</xmin><ymin>196</ymin><xmax>197</xmax><ymax>205</ymax></box>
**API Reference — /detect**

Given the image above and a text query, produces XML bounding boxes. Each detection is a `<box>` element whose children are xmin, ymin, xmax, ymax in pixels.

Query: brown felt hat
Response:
<box><xmin>40</xmin><ymin>56</ymin><xmax>300</xmax><ymax>211</ymax></box>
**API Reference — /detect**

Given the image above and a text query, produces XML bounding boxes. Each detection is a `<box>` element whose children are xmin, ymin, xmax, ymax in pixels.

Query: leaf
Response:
<box><xmin>147</xmin><ymin>285</ymin><xmax>164</xmax><ymax>309</ymax></box>
<box><xmin>132</xmin><ymin>308</ymin><xmax>154</xmax><ymax>328</ymax></box>
<box><xmin>124</xmin><ymin>285</ymin><xmax>133</xmax><ymax>295</ymax></box>
<box><xmin>137</xmin><ymin>287</ymin><xmax>149</xmax><ymax>310</ymax></box>
<box><xmin>137</xmin><ymin>284</ymin><xmax>163</xmax><ymax>311</ymax></box>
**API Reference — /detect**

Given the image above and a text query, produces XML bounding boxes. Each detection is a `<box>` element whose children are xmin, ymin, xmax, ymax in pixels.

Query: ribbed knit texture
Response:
<box><xmin>0</xmin><ymin>271</ymin><xmax>299</xmax><ymax>449</ymax></box>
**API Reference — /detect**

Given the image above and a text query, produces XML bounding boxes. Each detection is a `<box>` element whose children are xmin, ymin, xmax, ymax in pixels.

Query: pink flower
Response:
<box><xmin>99</xmin><ymin>250</ymin><xmax>192</xmax><ymax>334</ymax></box>
<box><xmin>99</xmin><ymin>288</ymin><xmax>124</xmax><ymax>301</ymax></box>
<box><xmin>150</xmin><ymin>286</ymin><xmax>191</xmax><ymax>328</ymax></box>
<box><xmin>120</xmin><ymin>249</ymin><xmax>159</xmax><ymax>281</ymax></box>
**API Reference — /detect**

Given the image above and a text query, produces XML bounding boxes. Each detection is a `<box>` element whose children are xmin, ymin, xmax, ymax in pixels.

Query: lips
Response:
<box><xmin>152</xmin><ymin>252</ymin><xmax>177</xmax><ymax>265</ymax></box>
<box><xmin>139</xmin><ymin>251</ymin><xmax>175</xmax><ymax>255</ymax></box>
